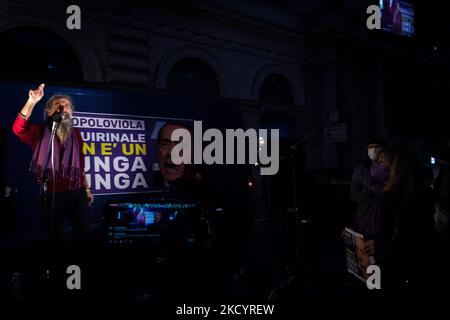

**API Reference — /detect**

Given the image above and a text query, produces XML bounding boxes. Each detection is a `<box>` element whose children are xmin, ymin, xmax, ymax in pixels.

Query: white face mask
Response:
<box><xmin>368</xmin><ymin>148</ymin><xmax>378</xmax><ymax>161</ymax></box>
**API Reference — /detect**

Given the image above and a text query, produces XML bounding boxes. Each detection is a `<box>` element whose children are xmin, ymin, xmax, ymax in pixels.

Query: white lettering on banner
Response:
<box><xmin>73</xmin><ymin>116</ymin><xmax>145</xmax><ymax>131</ymax></box>
<box><xmin>113</xmin><ymin>157</ymin><xmax>129</xmax><ymax>173</ymax></box>
<box><xmin>72</xmin><ymin>112</ymin><xmax>164</xmax><ymax>194</ymax></box>
<box><xmin>89</xmin><ymin>157</ymin><xmax>110</xmax><ymax>172</ymax></box>
<box><xmin>115</xmin><ymin>173</ymin><xmax>130</xmax><ymax>189</ymax></box>
<box><xmin>93</xmin><ymin>174</ymin><xmax>110</xmax><ymax>190</ymax></box>
<box><xmin>85</xmin><ymin>173</ymin><xmax>148</xmax><ymax>191</ymax></box>
<box><xmin>132</xmin><ymin>174</ymin><xmax>148</xmax><ymax>188</ymax></box>
<box><xmin>131</xmin><ymin>157</ymin><xmax>147</xmax><ymax>171</ymax></box>
<box><xmin>84</xmin><ymin>156</ymin><xmax>149</xmax><ymax>192</ymax></box>
<box><xmin>84</xmin><ymin>157</ymin><xmax>146</xmax><ymax>173</ymax></box>
<box><xmin>80</xmin><ymin>132</ymin><xmax>146</xmax><ymax>143</ymax></box>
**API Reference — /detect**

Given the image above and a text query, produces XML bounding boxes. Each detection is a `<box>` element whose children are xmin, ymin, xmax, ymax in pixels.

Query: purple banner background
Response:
<box><xmin>73</xmin><ymin>111</ymin><xmax>192</xmax><ymax>195</ymax></box>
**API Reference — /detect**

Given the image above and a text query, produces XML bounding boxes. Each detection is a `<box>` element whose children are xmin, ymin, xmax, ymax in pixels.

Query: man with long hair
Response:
<box><xmin>12</xmin><ymin>83</ymin><xmax>93</xmax><ymax>243</ymax></box>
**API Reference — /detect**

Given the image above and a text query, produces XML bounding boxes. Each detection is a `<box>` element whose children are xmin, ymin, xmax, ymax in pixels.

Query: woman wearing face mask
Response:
<box><xmin>350</xmin><ymin>138</ymin><xmax>387</xmax><ymax>229</ymax></box>
<box><xmin>359</xmin><ymin>146</ymin><xmax>436</xmax><ymax>297</ymax></box>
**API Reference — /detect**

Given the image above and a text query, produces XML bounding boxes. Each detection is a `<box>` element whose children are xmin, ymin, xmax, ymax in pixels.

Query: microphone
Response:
<box><xmin>51</xmin><ymin>105</ymin><xmax>64</xmax><ymax>123</ymax></box>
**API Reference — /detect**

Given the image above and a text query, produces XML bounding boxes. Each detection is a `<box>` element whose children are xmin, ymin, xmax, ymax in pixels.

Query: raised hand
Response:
<box><xmin>28</xmin><ymin>83</ymin><xmax>45</xmax><ymax>105</ymax></box>
<box><xmin>18</xmin><ymin>83</ymin><xmax>45</xmax><ymax>119</ymax></box>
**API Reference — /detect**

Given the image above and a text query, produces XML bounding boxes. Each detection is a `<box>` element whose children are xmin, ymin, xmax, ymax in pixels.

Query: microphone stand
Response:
<box><xmin>39</xmin><ymin>116</ymin><xmax>61</xmax><ymax>294</ymax></box>
<box><xmin>269</xmin><ymin>135</ymin><xmax>315</xmax><ymax>300</ymax></box>
<box><xmin>279</xmin><ymin>135</ymin><xmax>314</xmax><ymax>268</ymax></box>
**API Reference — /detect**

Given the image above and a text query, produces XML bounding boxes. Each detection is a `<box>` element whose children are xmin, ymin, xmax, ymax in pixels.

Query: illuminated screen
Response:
<box><xmin>380</xmin><ymin>0</ymin><xmax>415</xmax><ymax>37</ymax></box>
<box><xmin>104</xmin><ymin>201</ymin><xmax>196</xmax><ymax>245</ymax></box>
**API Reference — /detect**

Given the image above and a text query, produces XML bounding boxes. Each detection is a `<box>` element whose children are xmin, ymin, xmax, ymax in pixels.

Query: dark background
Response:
<box><xmin>0</xmin><ymin>0</ymin><xmax>449</xmax><ymax>305</ymax></box>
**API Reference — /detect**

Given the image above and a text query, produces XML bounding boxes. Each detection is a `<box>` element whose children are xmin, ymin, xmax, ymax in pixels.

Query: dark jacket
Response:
<box><xmin>360</xmin><ymin>188</ymin><xmax>436</xmax><ymax>294</ymax></box>
<box><xmin>351</xmin><ymin>161</ymin><xmax>377</xmax><ymax>227</ymax></box>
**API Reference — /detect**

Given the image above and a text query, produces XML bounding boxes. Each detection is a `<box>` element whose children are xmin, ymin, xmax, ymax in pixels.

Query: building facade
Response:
<box><xmin>1</xmin><ymin>0</ymin><xmax>449</xmax><ymax>213</ymax></box>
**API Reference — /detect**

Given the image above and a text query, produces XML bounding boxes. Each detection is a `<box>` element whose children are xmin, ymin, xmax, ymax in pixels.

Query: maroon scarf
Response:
<box><xmin>29</xmin><ymin>123</ymin><xmax>82</xmax><ymax>190</ymax></box>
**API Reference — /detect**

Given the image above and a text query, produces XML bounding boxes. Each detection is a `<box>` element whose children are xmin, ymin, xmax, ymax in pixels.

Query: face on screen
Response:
<box><xmin>158</xmin><ymin>124</ymin><xmax>186</xmax><ymax>182</ymax></box>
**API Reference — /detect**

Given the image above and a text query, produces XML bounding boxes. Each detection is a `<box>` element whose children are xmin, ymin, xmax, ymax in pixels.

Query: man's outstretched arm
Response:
<box><xmin>20</xmin><ymin>83</ymin><xmax>45</xmax><ymax>119</ymax></box>
<box><xmin>12</xmin><ymin>83</ymin><xmax>46</xmax><ymax>147</ymax></box>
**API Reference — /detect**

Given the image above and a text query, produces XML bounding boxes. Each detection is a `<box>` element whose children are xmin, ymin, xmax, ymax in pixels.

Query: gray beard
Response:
<box><xmin>57</xmin><ymin>118</ymin><xmax>73</xmax><ymax>143</ymax></box>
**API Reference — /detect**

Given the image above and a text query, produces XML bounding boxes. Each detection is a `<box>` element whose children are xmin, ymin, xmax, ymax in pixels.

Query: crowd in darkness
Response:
<box><xmin>349</xmin><ymin>138</ymin><xmax>450</xmax><ymax>298</ymax></box>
